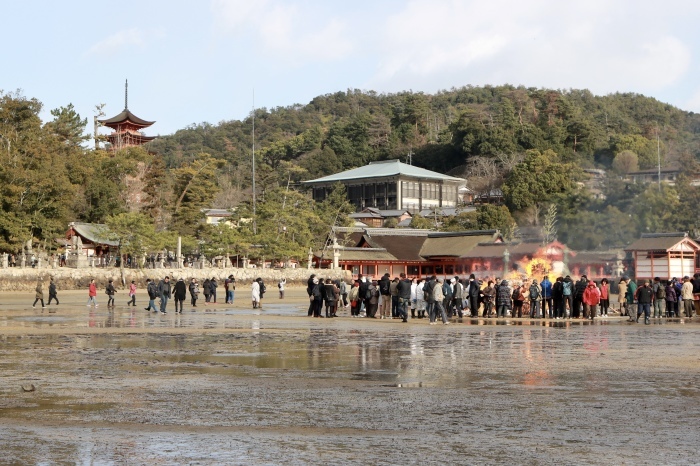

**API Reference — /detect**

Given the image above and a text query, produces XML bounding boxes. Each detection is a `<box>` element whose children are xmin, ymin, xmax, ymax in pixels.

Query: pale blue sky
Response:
<box><xmin>3</xmin><ymin>0</ymin><xmax>700</xmax><ymax>137</ymax></box>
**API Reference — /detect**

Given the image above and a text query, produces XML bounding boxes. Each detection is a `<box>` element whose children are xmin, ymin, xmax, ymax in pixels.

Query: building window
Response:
<box><xmin>408</xmin><ymin>265</ymin><xmax>420</xmax><ymax>276</ymax></box>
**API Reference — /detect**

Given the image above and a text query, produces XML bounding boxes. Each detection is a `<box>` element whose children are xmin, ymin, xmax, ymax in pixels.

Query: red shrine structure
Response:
<box><xmin>98</xmin><ymin>80</ymin><xmax>156</xmax><ymax>150</ymax></box>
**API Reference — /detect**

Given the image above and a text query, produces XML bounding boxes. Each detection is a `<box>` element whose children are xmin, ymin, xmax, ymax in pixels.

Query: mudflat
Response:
<box><xmin>1</xmin><ymin>288</ymin><xmax>699</xmax><ymax>465</ymax></box>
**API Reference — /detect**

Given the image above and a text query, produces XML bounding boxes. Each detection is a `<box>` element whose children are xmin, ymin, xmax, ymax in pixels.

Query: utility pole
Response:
<box><xmin>252</xmin><ymin>90</ymin><xmax>257</xmax><ymax>235</ymax></box>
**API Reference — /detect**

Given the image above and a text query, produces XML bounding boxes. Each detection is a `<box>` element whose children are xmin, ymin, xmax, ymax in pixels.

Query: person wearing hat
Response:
<box><xmin>225</xmin><ymin>275</ymin><xmax>236</xmax><ymax>304</ymax></box>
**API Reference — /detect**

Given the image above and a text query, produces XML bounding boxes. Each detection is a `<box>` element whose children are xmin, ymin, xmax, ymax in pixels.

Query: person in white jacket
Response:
<box><xmin>431</xmin><ymin>277</ymin><xmax>449</xmax><ymax>325</ymax></box>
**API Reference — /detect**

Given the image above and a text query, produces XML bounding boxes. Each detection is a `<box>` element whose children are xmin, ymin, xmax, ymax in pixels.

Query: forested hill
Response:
<box><xmin>149</xmin><ymin>85</ymin><xmax>700</xmax><ymax>183</ymax></box>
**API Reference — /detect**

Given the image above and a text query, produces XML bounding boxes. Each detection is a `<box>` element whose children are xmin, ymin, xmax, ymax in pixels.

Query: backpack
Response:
<box><xmin>423</xmin><ymin>281</ymin><xmax>434</xmax><ymax>301</ymax></box>
<box><xmin>379</xmin><ymin>279</ymin><xmax>390</xmax><ymax>295</ymax></box>
<box><xmin>512</xmin><ymin>287</ymin><xmax>520</xmax><ymax>301</ymax></box>
<box><xmin>105</xmin><ymin>286</ymin><xmax>110</xmax><ymax>295</ymax></box>
<box><xmin>562</xmin><ymin>281</ymin><xmax>572</xmax><ymax>296</ymax></box>
<box><xmin>442</xmin><ymin>282</ymin><xmax>452</xmax><ymax>298</ymax></box>
<box><xmin>365</xmin><ymin>287</ymin><xmax>373</xmax><ymax>300</ymax></box>
<box><xmin>655</xmin><ymin>284</ymin><xmax>666</xmax><ymax>299</ymax></box>
<box><xmin>529</xmin><ymin>283</ymin><xmax>540</xmax><ymax>300</ymax></box>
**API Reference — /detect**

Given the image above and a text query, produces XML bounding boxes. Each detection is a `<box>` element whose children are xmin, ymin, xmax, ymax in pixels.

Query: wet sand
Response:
<box><xmin>1</xmin><ymin>289</ymin><xmax>699</xmax><ymax>465</ymax></box>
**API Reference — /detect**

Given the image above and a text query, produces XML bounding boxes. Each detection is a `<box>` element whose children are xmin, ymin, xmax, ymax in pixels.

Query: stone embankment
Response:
<box><xmin>0</xmin><ymin>267</ymin><xmax>350</xmax><ymax>292</ymax></box>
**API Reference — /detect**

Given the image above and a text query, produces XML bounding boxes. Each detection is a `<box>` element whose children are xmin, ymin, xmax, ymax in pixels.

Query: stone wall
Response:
<box><xmin>0</xmin><ymin>267</ymin><xmax>351</xmax><ymax>292</ymax></box>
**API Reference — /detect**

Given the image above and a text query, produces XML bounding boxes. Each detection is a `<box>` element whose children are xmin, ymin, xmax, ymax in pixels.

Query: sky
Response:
<box><xmin>3</xmin><ymin>0</ymin><xmax>700</xmax><ymax>137</ymax></box>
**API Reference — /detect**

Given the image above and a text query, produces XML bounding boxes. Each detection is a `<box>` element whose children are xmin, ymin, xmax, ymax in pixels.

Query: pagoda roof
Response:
<box><xmin>99</xmin><ymin>108</ymin><xmax>155</xmax><ymax>128</ymax></box>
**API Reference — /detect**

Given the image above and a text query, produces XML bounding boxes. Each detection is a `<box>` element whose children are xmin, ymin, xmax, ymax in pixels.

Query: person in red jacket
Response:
<box><xmin>87</xmin><ymin>278</ymin><xmax>98</xmax><ymax>307</ymax></box>
<box><xmin>582</xmin><ymin>280</ymin><xmax>601</xmax><ymax>320</ymax></box>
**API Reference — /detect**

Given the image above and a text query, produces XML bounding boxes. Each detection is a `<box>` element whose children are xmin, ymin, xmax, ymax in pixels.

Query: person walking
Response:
<box><xmin>256</xmin><ymin>278</ymin><xmax>266</xmax><ymax>308</ymax></box>
<box><xmin>431</xmin><ymin>277</ymin><xmax>449</xmax><ymax>325</ymax></box>
<box><xmin>635</xmin><ymin>280</ymin><xmax>653</xmax><ymax>324</ymax></box>
<box><xmin>583</xmin><ymin>280</ymin><xmax>601</xmax><ymax>320</ymax></box>
<box><xmin>278</xmin><ymin>278</ymin><xmax>286</xmax><ymax>299</ymax></box>
<box><xmin>105</xmin><ymin>279</ymin><xmax>117</xmax><ymax>307</ymax></box>
<box><xmin>210</xmin><ymin>277</ymin><xmax>218</xmax><ymax>303</ymax></box>
<box><xmin>203</xmin><ymin>278</ymin><xmax>212</xmax><ymax>304</ymax></box>
<box><xmin>252</xmin><ymin>279</ymin><xmax>261</xmax><ymax>309</ymax></box>
<box><xmin>87</xmin><ymin>279</ymin><xmax>98</xmax><ymax>307</ymax></box>
<box><xmin>47</xmin><ymin>277</ymin><xmax>59</xmax><ymax>306</ymax></box>
<box><xmin>32</xmin><ymin>278</ymin><xmax>46</xmax><ymax>309</ymax></box>
<box><xmin>173</xmin><ymin>277</ymin><xmax>187</xmax><ymax>313</ymax></box>
<box><xmin>127</xmin><ymin>280</ymin><xmax>137</xmax><ymax>307</ymax></box>
<box><xmin>158</xmin><ymin>276</ymin><xmax>171</xmax><ymax>314</ymax></box>
<box><xmin>189</xmin><ymin>278</ymin><xmax>200</xmax><ymax>307</ymax></box>
<box><xmin>145</xmin><ymin>279</ymin><xmax>158</xmax><ymax>312</ymax></box>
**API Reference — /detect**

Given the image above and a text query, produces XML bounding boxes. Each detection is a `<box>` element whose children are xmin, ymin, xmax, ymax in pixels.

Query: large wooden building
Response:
<box><xmin>625</xmin><ymin>233</ymin><xmax>700</xmax><ymax>280</ymax></box>
<box><xmin>305</xmin><ymin>159</ymin><xmax>465</xmax><ymax>213</ymax></box>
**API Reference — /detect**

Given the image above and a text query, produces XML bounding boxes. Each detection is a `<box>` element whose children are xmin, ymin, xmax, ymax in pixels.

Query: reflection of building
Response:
<box><xmin>305</xmin><ymin>159</ymin><xmax>465</xmax><ymax>213</ymax></box>
<box><xmin>625</xmin><ymin>233</ymin><xmax>700</xmax><ymax>280</ymax></box>
<box><xmin>98</xmin><ymin>80</ymin><xmax>156</xmax><ymax>151</ymax></box>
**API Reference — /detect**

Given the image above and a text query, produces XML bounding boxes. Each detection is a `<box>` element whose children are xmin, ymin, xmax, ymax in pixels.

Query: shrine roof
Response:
<box><xmin>99</xmin><ymin>108</ymin><xmax>155</xmax><ymax>128</ymax></box>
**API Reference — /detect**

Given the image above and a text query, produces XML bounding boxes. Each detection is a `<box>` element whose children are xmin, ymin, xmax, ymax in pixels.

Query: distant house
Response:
<box><xmin>349</xmin><ymin>208</ymin><xmax>412</xmax><ymax>228</ymax></box>
<box><xmin>304</xmin><ymin>159</ymin><xmax>465</xmax><ymax>213</ymax></box>
<box><xmin>203</xmin><ymin>209</ymin><xmax>234</xmax><ymax>226</ymax></box>
<box><xmin>625</xmin><ymin>233</ymin><xmax>700</xmax><ymax>280</ymax></box>
<box><xmin>625</xmin><ymin>167</ymin><xmax>700</xmax><ymax>186</ymax></box>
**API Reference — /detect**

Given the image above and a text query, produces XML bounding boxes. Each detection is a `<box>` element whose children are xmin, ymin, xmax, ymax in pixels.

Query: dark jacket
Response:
<box><xmin>106</xmin><ymin>282</ymin><xmax>116</xmax><ymax>296</ymax></box>
<box><xmin>552</xmin><ymin>280</ymin><xmax>564</xmax><ymax>300</ymax></box>
<box><xmin>189</xmin><ymin>282</ymin><xmax>199</xmax><ymax>297</ymax></box>
<box><xmin>397</xmin><ymin>278</ymin><xmax>411</xmax><ymax>300</ymax></box>
<box><xmin>49</xmin><ymin>282</ymin><xmax>57</xmax><ymax>297</ymax></box>
<box><xmin>158</xmin><ymin>279</ymin><xmax>171</xmax><ymax>299</ymax></box>
<box><xmin>496</xmin><ymin>281</ymin><xmax>512</xmax><ymax>309</ymax></box>
<box><xmin>468</xmin><ymin>279</ymin><xmax>480</xmax><ymax>298</ymax></box>
<box><xmin>174</xmin><ymin>280</ymin><xmax>187</xmax><ymax>300</ymax></box>
<box><xmin>636</xmin><ymin>285</ymin><xmax>653</xmax><ymax>304</ymax></box>
<box><xmin>359</xmin><ymin>280</ymin><xmax>370</xmax><ymax>302</ymax></box>
<box><xmin>379</xmin><ymin>275</ymin><xmax>391</xmax><ymax>296</ymax></box>
<box><xmin>574</xmin><ymin>279</ymin><xmax>587</xmax><ymax>298</ymax></box>
<box><xmin>147</xmin><ymin>282</ymin><xmax>158</xmax><ymax>299</ymax></box>
<box><xmin>203</xmin><ymin>279</ymin><xmax>211</xmax><ymax>295</ymax></box>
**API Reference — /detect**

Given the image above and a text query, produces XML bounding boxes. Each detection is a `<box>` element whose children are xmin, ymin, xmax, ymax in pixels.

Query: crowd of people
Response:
<box><xmin>306</xmin><ymin>273</ymin><xmax>700</xmax><ymax>325</ymax></box>
<box><xmin>27</xmin><ymin>272</ymin><xmax>700</xmax><ymax>325</ymax></box>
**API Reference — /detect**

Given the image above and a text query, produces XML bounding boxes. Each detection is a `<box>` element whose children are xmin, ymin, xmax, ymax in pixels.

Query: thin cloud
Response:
<box><xmin>211</xmin><ymin>0</ymin><xmax>353</xmax><ymax>63</ymax></box>
<box><xmin>85</xmin><ymin>28</ymin><xmax>164</xmax><ymax>57</ymax></box>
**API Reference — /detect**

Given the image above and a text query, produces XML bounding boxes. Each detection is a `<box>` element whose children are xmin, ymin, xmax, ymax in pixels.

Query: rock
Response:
<box><xmin>21</xmin><ymin>384</ymin><xmax>36</xmax><ymax>392</ymax></box>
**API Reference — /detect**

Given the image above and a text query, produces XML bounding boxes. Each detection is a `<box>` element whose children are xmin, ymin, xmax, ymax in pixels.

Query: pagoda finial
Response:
<box><xmin>124</xmin><ymin>79</ymin><xmax>128</xmax><ymax>110</ymax></box>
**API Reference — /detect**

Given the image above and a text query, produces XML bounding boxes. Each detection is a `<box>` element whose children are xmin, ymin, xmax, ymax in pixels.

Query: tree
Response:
<box><xmin>171</xmin><ymin>153</ymin><xmax>224</xmax><ymax>235</ymax></box>
<box><xmin>475</xmin><ymin>204</ymin><xmax>516</xmax><ymax>232</ymax></box>
<box><xmin>502</xmin><ymin>149</ymin><xmax>580</xmax><ymax>224</ymax></box>
<box><xmin>103</xmin><ymin>212</ymin><xmax>161</xmax><ymax>282</ymax></box>
<box><xmin>46</xmin><ymin>104</ymin><xmax>88</xmax><ymax>146</ymax></box>
<box><xmin>612</xmin><ymin>150</ymin><xmax>639</xmax><ymax>174</ymax></box>
<box><xmin>409</xmin><ymin>214</ymin><xmax>434</xmax><ymax>229</ymax></box>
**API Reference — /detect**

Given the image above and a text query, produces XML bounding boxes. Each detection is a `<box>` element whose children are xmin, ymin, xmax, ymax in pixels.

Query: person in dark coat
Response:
<box><xmin>203</xmin><ymin>278</ymin><xmax>211</xmax><ymax>304</ymax></box>
<box><xmin>210</xmin><ymin>278</ymin><xmax>218</xmax><ymax>303</ymax></box>
<box><xmin>48</xmin><ymin>277</ymin><xmax>59</xmax><ymax>306</ymax></box>
<box><xmin>573</xmin><ymin>275</ymin><xmax>588</xmax><ymax>318</ymax></box>
<box><xmin>173</xmin><ymin>277</ymin><xmax>187</xmax><ymax>313</ymax></box>
<box><xmin>307</xmin><ymin>274</ymin><xmax>316</xmax><ymax>316</ymax></box>
<box><xmin>189</xmin><ymin>278</ymin><xmax>199</xmax><ymax>307</ymax></box>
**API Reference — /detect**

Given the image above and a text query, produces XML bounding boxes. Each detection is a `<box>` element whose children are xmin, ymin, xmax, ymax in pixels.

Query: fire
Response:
<box><xmin>524</xmin><ymin>257</ymin><xmax>556</xmax><ymax>283</ymax></box>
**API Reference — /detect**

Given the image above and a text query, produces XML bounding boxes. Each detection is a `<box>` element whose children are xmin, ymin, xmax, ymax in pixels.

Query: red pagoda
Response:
<box><xmin>98</xmin><ymin>80</ymin><xmax>156</xmax><ymax>150</ymax></box>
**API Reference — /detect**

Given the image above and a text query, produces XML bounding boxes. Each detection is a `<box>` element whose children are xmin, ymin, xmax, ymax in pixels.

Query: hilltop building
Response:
<box><xmin>304</xmin><ymin>159</ymin><xmax>465</xmax><ymax>213</ymax></box>
<box><xmin>98</xmin><ymin>80</ymin><xmax>156</xmax><ymax>151</ymax></box>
